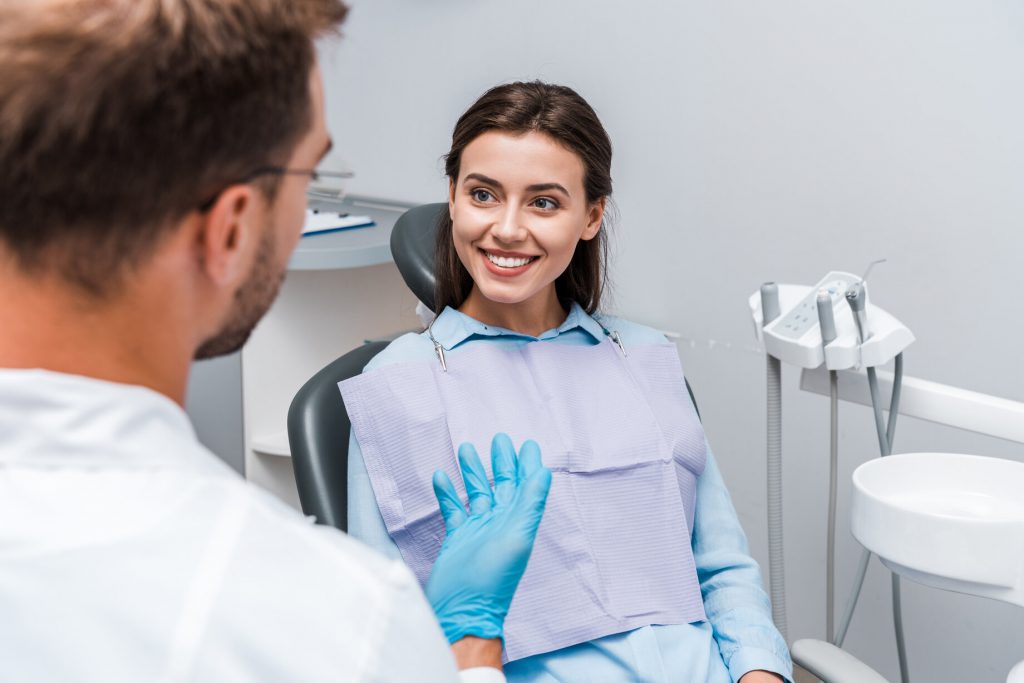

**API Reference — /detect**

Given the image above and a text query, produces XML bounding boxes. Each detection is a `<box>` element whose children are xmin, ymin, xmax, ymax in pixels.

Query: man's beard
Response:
<box><xmin>194</xmin><ymin>227</ymin><xmax>285</xmax><ymax>360</ymax></box>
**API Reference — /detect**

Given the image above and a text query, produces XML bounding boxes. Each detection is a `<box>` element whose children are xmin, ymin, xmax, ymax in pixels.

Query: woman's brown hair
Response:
<box><xmin>434</xmin><ymin>81</ymin><xmax>612</xmax><ymax>315</ymax></box>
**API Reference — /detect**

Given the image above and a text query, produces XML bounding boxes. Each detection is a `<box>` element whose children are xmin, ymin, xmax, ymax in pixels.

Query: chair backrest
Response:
<box><xmin>389</xmin><ymin>202</ymin><xmax>446</xmax><ymax>312</ymax></box>
<box><xmin>287</xmin><ymin>201</ymin><xmax>699</xmax><ymax>530</ymax></box>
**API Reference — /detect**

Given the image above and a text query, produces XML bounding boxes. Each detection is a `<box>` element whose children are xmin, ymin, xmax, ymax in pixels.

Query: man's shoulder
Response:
<box><xmin>210</xmin><ymin>479</ymin><xmax>426</xmax><ymax>647</ymax></box>
<box><xmin>235</xmin><ymin>478</ymin><xmax>413</xmax><ymax>594</ymax></box>
<box><xmin>186</xmin><ymin>478</ymin><xmax>444</xmax><ymax>679</ymax></box>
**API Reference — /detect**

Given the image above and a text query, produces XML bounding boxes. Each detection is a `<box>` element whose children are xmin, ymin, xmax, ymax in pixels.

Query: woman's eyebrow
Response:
<box><xmin>525</xmin><ymin>182</ymin><xmax>569</xmax><ymax>196</ymax></box>
<box><xmin>464</xmin><ymin>172</ymin><xmax>502</xmax><ymax>189</ymax></box>
<box><xmin>464</xmin><ymin>173</ymin><xmax>570</xmax><ymax>197</ymax></box>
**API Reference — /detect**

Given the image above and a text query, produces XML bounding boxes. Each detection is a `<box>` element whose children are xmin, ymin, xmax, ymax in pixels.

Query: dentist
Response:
<box><xmin>0</xmin><ymin>1</ymin><xmax>549</xmax><ymax>680</ymax></box>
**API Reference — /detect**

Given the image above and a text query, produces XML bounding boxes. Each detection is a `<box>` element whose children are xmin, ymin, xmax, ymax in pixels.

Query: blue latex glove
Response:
<box><xmin>425</xmin><ymin>433</ymin><xmax>552</xmax><ymax>644</ymax></box>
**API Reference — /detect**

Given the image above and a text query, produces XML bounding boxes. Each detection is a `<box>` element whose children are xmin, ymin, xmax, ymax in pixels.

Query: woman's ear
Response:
<box><xmin>448</xmin><ymin>178</ymin><xmax>457</xmax><ymax>220</ymax></box>
<box><xmin>581</xmin><ymin>197</ymin><xmax>606</xmax><ymax>241</ymax></box>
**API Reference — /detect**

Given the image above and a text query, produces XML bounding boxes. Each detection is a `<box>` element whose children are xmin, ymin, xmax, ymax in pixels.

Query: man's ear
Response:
<box><xmin>196</xmin><ymin>186</ymin><xmax>258</xmax><ymax>286</ymax></box>
<box><xmin>581</xmin><ymin>197</ymin><xmax>606</xmax><ymax>241</ymax></box>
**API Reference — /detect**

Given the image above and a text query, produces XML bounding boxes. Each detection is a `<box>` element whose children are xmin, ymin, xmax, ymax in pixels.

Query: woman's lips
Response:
<box><xmin>479</xmin><ymin>248</ymin><xmax>538</xmax><ymax>277</ymax></box>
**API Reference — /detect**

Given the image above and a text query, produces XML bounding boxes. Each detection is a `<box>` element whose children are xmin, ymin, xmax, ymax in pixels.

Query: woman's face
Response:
<box><xmin>449</xmin><ymin>130</ymin><xmax>604</xmax><ymax>316</ymax></box>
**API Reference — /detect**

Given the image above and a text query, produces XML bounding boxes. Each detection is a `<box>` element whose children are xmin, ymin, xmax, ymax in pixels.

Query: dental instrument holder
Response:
<box><xmin>749</xmin><ymin>271</ymin><xmax>914</xmax><ymax>371</ymax></box>
<box><xmin>749</xmin><ymin>271</ymin><xmax>915</xmax><ymax>680</ymax></box>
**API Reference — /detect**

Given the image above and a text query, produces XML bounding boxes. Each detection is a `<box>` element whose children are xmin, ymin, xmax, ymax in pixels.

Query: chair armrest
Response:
<box><xmin>287</xmin><ymin>340</ymin><xmax>390</xmax><ymax>530</ymax></box>
<box><xmin>791</xmin><ymin>639</ymin><xmax>889</xmax><ymax>683</ymax></box>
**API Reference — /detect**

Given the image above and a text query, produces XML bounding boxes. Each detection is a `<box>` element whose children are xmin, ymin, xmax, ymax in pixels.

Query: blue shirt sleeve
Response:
<box><xmin>692</xmin><ymin>441</ymin><xmax>793</xmax><ymax>682</ymax></box>
<box><xmin>347</xmin><ymin>429</ymin><xmax>402</xmax><ymax>561</ymax></box>
<box><xmin>345</xmin><ymin>332</ymin><xmax>435</xmax><ymax>561</ymax></box>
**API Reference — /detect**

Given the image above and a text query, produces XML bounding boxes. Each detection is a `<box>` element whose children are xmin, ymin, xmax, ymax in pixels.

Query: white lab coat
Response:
<box><xmin>0</xmin><ymin>369</ymin><xmax>502</xmax><ymax>682</ymax></box>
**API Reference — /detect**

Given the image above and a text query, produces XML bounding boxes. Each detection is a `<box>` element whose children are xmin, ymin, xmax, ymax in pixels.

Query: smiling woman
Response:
<box><xmin>434</xmin><ymin>82</ymin><xmax>612</xmax><ymax>324</ymax></box>
<box><xmin>341</xmin><ymin>81</ymin><xmax>793</xmax><ymax>683</ymax></box>
<box><xmin>448</xmin><ymin>130</ymin><xmax>604</xmax><ymax>336</ymax></box>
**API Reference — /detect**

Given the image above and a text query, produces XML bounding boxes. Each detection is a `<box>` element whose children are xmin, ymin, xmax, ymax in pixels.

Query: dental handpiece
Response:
<box><xmin>816</xmin><ymin>290</ymin><xmax>837</xmax><ymax>346</ymax></box>
<box><xmin>845</xmin><ymin>282</ymin><xmax>870</xmax><ymax>344</ymax></box>
<box><xmin>760</xmin><ymin>282</ymin><xmax>781</xmax><ymax>325</ymax></box>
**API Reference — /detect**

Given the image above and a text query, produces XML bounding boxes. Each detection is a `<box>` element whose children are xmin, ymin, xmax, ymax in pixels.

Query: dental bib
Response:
<box><xmin>340</xmin><ymin>335</ymin><xmax>707</xmax><ymax>662</ymax></box>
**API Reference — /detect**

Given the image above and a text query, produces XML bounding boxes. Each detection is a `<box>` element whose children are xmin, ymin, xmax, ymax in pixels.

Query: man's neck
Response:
<box><xmin>0</xmin><ymin>268</ymin><xmax>194</xmax><ymax>405</ymax></box>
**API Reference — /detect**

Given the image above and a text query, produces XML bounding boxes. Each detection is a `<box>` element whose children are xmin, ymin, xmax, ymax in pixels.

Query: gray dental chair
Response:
<box><xmin>286</xmin><ymin>202</ymin><xmax>883</xmax><ymax>683</ymax></box>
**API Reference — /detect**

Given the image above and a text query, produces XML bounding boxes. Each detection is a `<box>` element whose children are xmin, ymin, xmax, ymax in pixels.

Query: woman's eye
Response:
<box><xmin>533</xmin><ymin>197</ymin><xmax>558</xmax><ymax>210</ymax></box>
<box><xmin>471</xmin><ymin>189</ymin><xmax>494</xmax><ymax>203</ymax></box>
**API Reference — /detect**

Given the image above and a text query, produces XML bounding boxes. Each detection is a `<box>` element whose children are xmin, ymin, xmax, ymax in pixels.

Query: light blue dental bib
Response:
<box><xmin>340</xmin><ymin>336</ymin><xmax>708</xmax><ymax>662</ymax></box>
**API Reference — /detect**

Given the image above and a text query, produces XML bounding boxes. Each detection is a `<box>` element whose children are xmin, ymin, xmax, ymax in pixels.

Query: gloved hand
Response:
<box><xmin>425</xmin><ymin>433</ymin><xmax>552</xmax><ymax>644</ymax></box>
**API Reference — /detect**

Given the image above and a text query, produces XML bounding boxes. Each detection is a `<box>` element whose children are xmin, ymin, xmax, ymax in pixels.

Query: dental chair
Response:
<box><xmin>286</xmin><ymin>202</ymin><xmax>877</xmax><ymax>683</ymax></box>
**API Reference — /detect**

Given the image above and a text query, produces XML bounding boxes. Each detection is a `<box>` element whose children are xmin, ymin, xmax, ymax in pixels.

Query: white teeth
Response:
<box><xmin>486</xmin><ymin>252</ymin><xmax>534</xmax><ymax>268</ymax></box>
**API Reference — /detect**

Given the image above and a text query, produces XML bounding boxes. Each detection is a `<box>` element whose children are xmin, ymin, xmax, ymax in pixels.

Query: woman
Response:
<box><xmin>342</xmin><ymin>81</ymin><xmax>791</xmax><ymax>683</ymax></box>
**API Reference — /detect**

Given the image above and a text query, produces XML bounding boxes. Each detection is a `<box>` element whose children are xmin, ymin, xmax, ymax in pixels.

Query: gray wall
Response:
<box><xmin>185</xmin><ymin>352</ymin><xmax>244</xmax><ymax>475</ymax></box>
<box><xmin>320</xmin><ymin>1</ymin><xmax>1024</xmax><ymax>680</ymax></box>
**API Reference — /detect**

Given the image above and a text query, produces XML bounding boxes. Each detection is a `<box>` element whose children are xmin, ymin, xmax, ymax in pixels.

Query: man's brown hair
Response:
<box><xmin>0</xmin><ymin>0</ymin><xmax>348</xmax><ymax>295</ymax></box>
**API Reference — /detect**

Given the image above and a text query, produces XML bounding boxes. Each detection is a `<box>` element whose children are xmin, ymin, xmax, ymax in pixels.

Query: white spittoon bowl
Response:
<box><xmin>852</xmin><ymin>452</ymin><xmax>1024</xmax><ymax>682</ymax></box>
<box><xmin>852</xmin><ymin>452</ymin><xmax>1024</xmax><ymax>606</ymax></box>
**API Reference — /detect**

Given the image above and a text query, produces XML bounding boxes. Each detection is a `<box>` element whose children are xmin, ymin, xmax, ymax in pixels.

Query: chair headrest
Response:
<box><xmin>389</xmin><ymin>203</ymin><xmax>447</xmax><ymax>312</ymax></box>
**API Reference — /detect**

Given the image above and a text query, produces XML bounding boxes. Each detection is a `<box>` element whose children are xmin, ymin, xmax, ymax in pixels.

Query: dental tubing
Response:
<box><xmin>828</xmin><ymin>332</ymin><xmax>908</xmax><ymax>682</ymax></box>
<box><xmin>760</xmin><ymin>283</ymin><xmax>788</xmax><ymax>639</ymax></box>
<box><xmin>827</xmin><ymin>369</ymin><xmax>839</xmax><ymax>642</ymax></box>
<box><xmin>817</xmin><ymin>291</ymin><xmax>840</xmax><ymax>642</ymax></box>
<box><xmin>868</xmin><ymin>357</ymin><xmax>909</xmax><ymax>683</ymax></box>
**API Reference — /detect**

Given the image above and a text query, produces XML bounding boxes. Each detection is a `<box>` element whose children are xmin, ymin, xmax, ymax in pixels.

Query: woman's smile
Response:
<box><xmin>480</xmin><ymin>248</ymin><xmax>540</xmax><ymax>276</ymax></box>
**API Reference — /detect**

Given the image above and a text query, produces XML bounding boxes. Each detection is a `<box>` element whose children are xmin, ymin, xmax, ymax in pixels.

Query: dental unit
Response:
<box><xmin>749</xmin><ymin>265</ymin><xmax>1024</xmax><ymax>683</ymax></box>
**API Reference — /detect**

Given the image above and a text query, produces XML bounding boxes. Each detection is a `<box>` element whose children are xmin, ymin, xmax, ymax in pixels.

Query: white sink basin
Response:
<box><xmin>851</xmin><ymin>452</ymin><xmax>1024</xmax><ymax>606</ymax></box>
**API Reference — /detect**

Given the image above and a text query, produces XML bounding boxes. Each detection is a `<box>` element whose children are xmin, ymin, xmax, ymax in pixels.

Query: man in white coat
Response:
<box><xmin>0</xmin><ymin>1</ymin><xmax>550</xmax><ymax>680</ymax></box>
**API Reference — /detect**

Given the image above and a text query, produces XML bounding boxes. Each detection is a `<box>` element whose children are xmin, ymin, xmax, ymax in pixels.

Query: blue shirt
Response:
<box><xmin>347</xmin><ymin>304</ymin><xmax>792</xmax><ymax>683</ymax></box>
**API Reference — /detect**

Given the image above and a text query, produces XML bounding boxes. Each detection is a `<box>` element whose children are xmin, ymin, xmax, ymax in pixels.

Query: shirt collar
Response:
<box><xmin>0</xmin><ymin>369</ymin><xmax>225</xmax><ymax>474</ymax></box>
<box><xmin>429</xmin><ymin>301</ymin><xmax>608</xmax><ymax>350</ymax></box>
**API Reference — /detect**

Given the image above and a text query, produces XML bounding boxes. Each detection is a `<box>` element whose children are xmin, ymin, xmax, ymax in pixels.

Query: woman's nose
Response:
<box><xmin>491</xmin><ymin>206</ymin><xmax>527</xmax><ymax>243</ymax></box>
